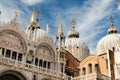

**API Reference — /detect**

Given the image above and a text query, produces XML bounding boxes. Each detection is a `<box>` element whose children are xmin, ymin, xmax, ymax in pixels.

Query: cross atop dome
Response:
<box><xmin>72</xmin><ymin>18</ymin><xmax>76</xmax><ymax>28</ymax></box>
<box><xmin>34</xmin><ymin>9</ymin><xmax>41</xmax><ymax>21</ymax></box>
<box><xmin>109</xmin><ymin>15</ymin><xmax>114</xmax><ymax>26</ymax></box>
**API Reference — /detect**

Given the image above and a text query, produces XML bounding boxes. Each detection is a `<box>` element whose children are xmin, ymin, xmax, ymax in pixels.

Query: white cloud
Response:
<box><xmin>51</xmin><ymin>0</ymin><xmax>113</xmax><ymax>54</ymax></box>
<box><xmin>76</xmin><ymin>0</ymin><xmax>113</xmax><ymax>54</ymax></box>
<box><xmin>0</xmin><ymin>0</ymin><xmax>18</xmax><ymax>22</ymax></box>
<box><xmin>0</xmin><ymin>0</ymin><xmax>31</xmax><ymax>29</ymax></box>
<box><xmin>118</xmin><ymin>3</ymin><xmax>120</xmax><ymax>10</ymax></box>
<box><xmin>0</xmin><ymin>0</ymin><xmax>115</xmax><ymax>55</ymax></box>
<box><xmin>20</xmin><ymin>0</ymin><xmax>44</xmax><ymax>6</ymax></box>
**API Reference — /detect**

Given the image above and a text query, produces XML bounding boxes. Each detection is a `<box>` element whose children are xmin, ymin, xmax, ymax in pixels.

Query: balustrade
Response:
<box><xmin>0</xmin><ymin>56</ymin><xmax>66</xmax><ymax>78</ymax></box>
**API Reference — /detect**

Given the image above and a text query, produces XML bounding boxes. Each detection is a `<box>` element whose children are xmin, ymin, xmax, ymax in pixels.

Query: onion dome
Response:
<box><xmin>65</xmin><ymin>38</ymin><xmax>90</xmax><ymax>61</ymax></box>
<box><xmin>65</xmin><ymin>20</ymin><xmax>90</xmax><ymax>61</ymax></box>
<box><xmin>96</xmin><ymin>16</ymin><xmax>120</xmax><ymax>56</ymax></box>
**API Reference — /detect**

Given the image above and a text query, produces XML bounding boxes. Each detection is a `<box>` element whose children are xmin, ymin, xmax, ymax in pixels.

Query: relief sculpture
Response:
<box><xmin>37</xmin><ymin>46</ymin><xmax>52</xmax><ymax>61</ymax></box>
<box><xmin>0</xmin><ymin>32</ymin><xmax>24</xmax><ymax>52</ymax></box>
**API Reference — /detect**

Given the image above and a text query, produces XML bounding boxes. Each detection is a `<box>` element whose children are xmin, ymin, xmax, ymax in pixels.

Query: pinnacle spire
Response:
<box><xmin>56</xmin><ymin>20</ymin><xmax>65</xmax><ymax>50</ymax></box>
<box><xmin>13</xmin><ymin>9</ymin><xmax>19</xmax><ymax>22</ymax></box>
<box><xmin>30</xmin><ymin>12</ymin><xmax>35</xmax><ymax>23</ymax></box>
<box><xmin>46</xmin><ymin>24</ymin><xmax>50</xmax><ymax>33</ymax></box>
<box><xmin>57</xmin><ymin>20</ymin><xmax>63</xmax><ymax>35</ymax></box>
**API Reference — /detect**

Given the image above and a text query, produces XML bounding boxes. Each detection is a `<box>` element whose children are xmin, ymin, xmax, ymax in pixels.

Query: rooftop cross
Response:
<box><xmin>34</xmin><ymin>9</ymin><xmax>41</xmax><ymax>21</ymax></box>
<box><xmin>72</xmin><ymin>19</ymin><xmax>76</xmax><ymax>28</ymax></box>
<box><xmin>109</xmin><ymin>15</ymin><xmax>114</xmax><ymax>26</ymax></box>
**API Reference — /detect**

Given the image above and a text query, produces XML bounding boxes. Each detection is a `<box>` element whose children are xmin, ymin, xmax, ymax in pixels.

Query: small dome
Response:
<box><xmin>96</xmin><ymin>23</ymin><xmax>120</xmax><ymax>56</ymax></box>
<box><xmin>65</xmin><ymin>38</ymin><xmax>90</xmax><ymax>61</ymax></box>
<box><xmin>65</xmin><ymin>25</ymin><xmax>90</xmax><ymax>61</ymax></box>
<box><xmin>96</xmin><ymin>34</ymin><xmax>120</xmax><ymax>55</ymax></box>
<box><xmin>35</xmin><ymin>29</ymin><xmax>51</xmax><ymax>42</ymax></box>
<box><xmin>68</xmin><ymin>27</ymin><xmax>79</xmax><ymax>38</ymax></box>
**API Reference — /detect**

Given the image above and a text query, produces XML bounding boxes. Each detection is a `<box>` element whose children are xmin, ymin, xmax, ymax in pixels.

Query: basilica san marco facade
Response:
<box><xmin>0</xmin><ymin>10</ymin><xmax>120</xmax><ymax>80</ymax></box>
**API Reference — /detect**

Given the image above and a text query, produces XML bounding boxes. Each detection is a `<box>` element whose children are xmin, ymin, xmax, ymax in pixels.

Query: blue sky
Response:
<box><xmin>0</xmin><ymin>0</ymin><xmax>120</xmax><ymax>54</ymax></box>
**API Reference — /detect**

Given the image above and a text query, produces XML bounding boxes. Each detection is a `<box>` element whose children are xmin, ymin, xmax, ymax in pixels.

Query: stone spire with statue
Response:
<box><xmin>56</xmin><ymin>20</ymin><xmax>65</xmax><ymax>50</ymax></box>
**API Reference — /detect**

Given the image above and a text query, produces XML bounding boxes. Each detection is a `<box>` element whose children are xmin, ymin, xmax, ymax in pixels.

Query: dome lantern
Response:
<box><xmin>108</xmin><ymin>15</ymin><xmax>118</xmax><ymax>34</ymax></box>
<box><xmin>68</xmin><ymin>19</ymin><xmax>79</xmax><ymax>38</ymax></box>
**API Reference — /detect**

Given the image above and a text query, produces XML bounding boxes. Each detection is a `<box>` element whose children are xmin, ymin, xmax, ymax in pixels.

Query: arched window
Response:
<box><xmin>35</xmin><ymin>58</ymin><xmax>38</xmax><ymax>66</ymax></box>
<box><xmin>43</xmin><ymin>61</ymin><xmax>46</xmax><ymax>68</ymax></box>
<box><xmin>33</xmin><ymin>75</ymin><xmax>36</xmax><ymax>80</ymax></box>
<box><xmin>66</xmin><ymin>60</ymin><xmax>69</xmax><ymax>66</ymax></box>
<box><xmin>61</xmin><ymin>63</ymin><xmax>64</xmax><ymax>73</ymax></box>
<box><xmin>18</xmin><ymin>53</ymin><xmax>22</xmax><ymax>61</ymax></box>
<box><xmin>2</xmin><ymin>48</ymin><xmax>4</xmax><ymax>56</ymax></box>
<box><xmin>6</xmin><ymin>49</ymin><xmax>11</xmax><ymax>58</ymax></box>
<box><xmin>39</xmin><ymin>59</ymin><xmax>43</xmax><ymax>67</ymax></box>
<box><xmin>82</xmin><ymin>67</ymin><xmax>86</xmax><ymax>75</ymax></box>
<box><xmin>111</xmin><ymin>30</ymin><xmax>113</xmax><ymax>33</ymax></box>
<box><xmin>95</xmin><ymin>64</ymin><xmax>99</xmax><ymax>72</ymax></box>
<box><xmin>48</xmin><ymin>62</ymin><xmax>51</xmax><ymax>69</ymax></box>
<box><xmin>12</xmin><ymin>51</ymin><xmax>17</xmax><ymax>60</ymax></box>
<box><xmin>88</xmin><ymin>64</ymin><xmax>92</xmax><ymax>73</ymax></box>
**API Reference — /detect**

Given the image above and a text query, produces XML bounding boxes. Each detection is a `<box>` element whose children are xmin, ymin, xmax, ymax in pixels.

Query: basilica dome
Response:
<box><xmin>96</xmin><ymin>24</ymin><xmax>120</xmax><ymax>56</ymax></box>
<box><xmin>65</xmin><ymin>26</ymin><xmax>90</xmax><ymax>61</ymax></box>
<box><xmin>35</xmin><ymin>29</ymin><xmax>51</xmax><ymax>41</ymax></box>
<box><xmin>26</xmin><ymin>12</ymin><xmax>53</xmax><ymax>43</ymax></box>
